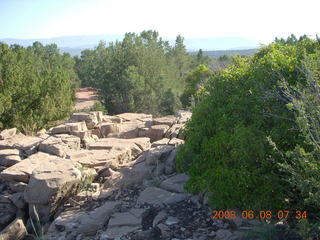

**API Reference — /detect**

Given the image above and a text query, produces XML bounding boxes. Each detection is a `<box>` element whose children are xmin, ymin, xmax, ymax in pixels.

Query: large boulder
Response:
<box><xmin>0</xmin><ymin>128</ymin><xmax>17</xmax><ymax>140</ymax></box>
<box><xmin>24</xmin><ymin>157</ymin><xmax>85</xmax><ymax>222</ymax></box>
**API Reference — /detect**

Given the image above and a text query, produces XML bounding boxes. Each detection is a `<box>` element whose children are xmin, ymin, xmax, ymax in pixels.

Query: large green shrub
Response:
<box><xmin>0</xmin><ymin>42</ymin><xmax>76</xmax><ymax>134</ymax></box>
<box><xmin>177</xmin><ymin>38</ymin><xmax>320</xmax><ymax>211</ymax></box>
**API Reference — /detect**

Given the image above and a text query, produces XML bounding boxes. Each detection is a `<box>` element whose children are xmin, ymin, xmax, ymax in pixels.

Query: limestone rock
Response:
<box><xmin>106</xmin><ymin>209</ymin><xmax>146</xmax><ymax>238</ymax></box>
<box><xmin>175</xmin><ymin>110</ymin><xmax>192</xmax><ymax>124</ymax></box>
<box><xmin>115</xmin><ymin>113</ymin><xmax>152</xmax><ymax>122</ymax></box>
<box><xmin>0</xmin><ymin>133</ymin><xmax>43</xmax><ymax>155</ymax></box>
<box><xmin>151</xmin><ymin>138</ymin><xmax>170</xmax><ymax>148</ymax></box>
<box><xmin>148</xmin><ymin>125</ymin><xmax>170</xmax><ymax>142</ymax></box>
<box><xmin>39</xmin><ymin>135</ymin><xmax>80</xmax><ymax>158</ymax></box>
<box><xmin>103</xmin><ymin>115</ymin><xmax>122</xmax><ymax>123</ymax></box>
<box><xmin>145</xmin><ymin>145</ymin><xmax>174</xmax><ymax>166</ymax></box>
<box><xmin>50</xmin><ymin>121</ymin><xmax>87</xmax><ymax>134</ymax></box>
<box><xmin>0</xmin><ymin>218</ymin><xmax>27</xmax><ymax>240</ymax></box>
<box><xmin>88</xmin><ymin>137</ymin><xmax>150</xmax><ymax>158</ymax></box>
<box><xmin>24</xmin><ymin>156</ymin><xmax>82</xmax><ymax>222</ymax></box>
<box><xmin>0</xmin><ymin>149</ymin><xmax>22</xmax><ymax>167</ymax></box>
<box><xmin>137</xmin><ymin>187</ymin><xmax>188</xmax><ymax>206</ymax></box>
<box><xmin>0</xmin><ymin>128</ymin><xmax>17</xmax><ymax>140</ymax></box>
<box><xmin>0</xmin><ymin>152</ymin><xmax>58</xmax><ymax>183</ymax></box>
<box><xmin>98</xmin><ymin>123</ymin><xmax>121</xmax><ymax>137</ymax></box>
<box><xmin>159</xmin><ymin>174</ymin><xmax>189</xmax><ymax>193</ymax></box>
<box><xmin>153</xmin><ymin>116</ymin><xmax>177</xmax><ymax>127</ymax></box>
<box><xmin>164</xmin><ymin>124</ymin><xmax>184</xmax><ymax>139</ymax></box>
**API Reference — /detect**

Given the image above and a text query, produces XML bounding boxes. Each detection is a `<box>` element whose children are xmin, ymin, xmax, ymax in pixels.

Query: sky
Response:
<box><xmin>0</xmin><ymin>0</ymin><xmax>319</xmax><ymax>44</ymax></box>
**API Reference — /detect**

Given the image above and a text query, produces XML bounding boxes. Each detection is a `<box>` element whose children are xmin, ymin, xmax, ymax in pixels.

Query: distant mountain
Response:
<box><xmin>0</xmin><ymin>35</ymin><xmax>260</xmax><ymax>56</ymax></box>
<box><xmin>192</xmin><ymin>48</ymin><xmax>258</xmax><ymax>59</ymax></box>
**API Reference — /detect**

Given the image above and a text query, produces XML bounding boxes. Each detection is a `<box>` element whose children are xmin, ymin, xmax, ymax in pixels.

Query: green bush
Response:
<box><xmin>177</xmin><ymin>37</ymin><xmax>320</xmax><ymax>211</ymax></box>
<box><xmin>0</xmin><ymin>42</ymin><xmax>76</xmax><ymax>134</ymax></box>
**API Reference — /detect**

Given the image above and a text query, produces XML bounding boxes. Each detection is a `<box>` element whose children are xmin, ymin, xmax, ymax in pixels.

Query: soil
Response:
<box><xmin>74</xmin><ymin>87</ymin><xmax>98</xmax><ymax>111</ymax></box>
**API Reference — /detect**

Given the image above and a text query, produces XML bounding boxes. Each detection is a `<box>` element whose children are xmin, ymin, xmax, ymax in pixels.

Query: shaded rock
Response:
<box><xmin>164</xmin><ymin>149</ymin><xmax>177</xmax><ymax>175</ymax></box>
<box><xmin>153</xmin><ymin>210</ymin><xmax>167</xmax><ymax>227</ymax></box>
<box><xmin>0</xmin><ymin>194</ymin><xmax>17</xmax><ymax>228</ymax></box>
<box><xmin>48</xmin><ymin>201</ymin><xmax>121</xmax><ymax>236</ymax></box>
<box><xmin>137</xmin><ymin>187</ymin><xmax>188</xmax><ymax>206</ymax></box>
<box><xmin>9</xmin><ymin>181</ymin><xmax>27</xmax><ymax>193</ymax></box>
<box><xmin>0</xmin><ymin>218</ymin><xmax>27</xmax><ymax>240</ymax></box>
<box><xmin>106</xmin><ymin>209</ymin><xmax>146</xmax><ymax>238</ymax></box>
<box><xmin>153</xmin><ymin>116</ymin><xmax>177</xmax><ymax>127</ymax></box>
<box><xmin>0</xmin><ymin>149</ymin><xmax>22</xmax><ymax>167</ymax></box>
<box><xmin>159</xmin><ymin>173</ymin><xmax>189</xmax><ymax>193</ymax></box>
<box><xmin>145</xmin><ymin>145</ymin><xmax>174</xmax><ymax>166</ymax></box>
<box><xmin>138</xmin><ymin>127</ymin><xmax>149</xmax><ymax>137</ymax></box>
<box><xmin>0</xmin><ymin>128</ymin><xmax>17</xmax><ymax>140</ymax></box>
<box><xmin>164</xmin><ymin>124</ymin><xmax>183</xmax><ymax>139</ymax></box>
<box><xmin>8</xmin><ymin>192</ymin><xmax>27</xmax><ymax>209</ymax></box>
<box><xmin>148</xmin><ymin>125</ymin><xmax>170</xmax><ymax>142</ymax></box>
<box><xmin>215</xmin><ymin>229</ymin><xmax>233</xmax><ymax>240</ymax></box>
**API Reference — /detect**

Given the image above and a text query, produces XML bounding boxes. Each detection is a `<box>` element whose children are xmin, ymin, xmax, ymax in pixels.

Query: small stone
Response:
<box><xmin>165</xmin><ymin>216</ymin><xmax>179</xmax><ymax>225</ymax></box>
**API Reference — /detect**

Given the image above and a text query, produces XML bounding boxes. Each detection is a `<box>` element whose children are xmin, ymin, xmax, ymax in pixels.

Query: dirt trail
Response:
<box><xmin>74</xmin><ymin>87</ymin><xmax>98</xmax><ymax>110</ymax></box>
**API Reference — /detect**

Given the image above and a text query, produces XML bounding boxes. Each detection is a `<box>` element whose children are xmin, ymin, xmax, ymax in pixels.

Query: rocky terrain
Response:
<box><xmin>0</xmin><ymin>110</ymin><xmax>268</xmax><ymax>240</ymax></box>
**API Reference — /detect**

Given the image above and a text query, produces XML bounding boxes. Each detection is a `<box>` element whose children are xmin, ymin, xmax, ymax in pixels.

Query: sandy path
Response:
<box><xmin>74</xmin><ymin>87</ymin><xmax>98</xmax><ymax>110</ymax></box>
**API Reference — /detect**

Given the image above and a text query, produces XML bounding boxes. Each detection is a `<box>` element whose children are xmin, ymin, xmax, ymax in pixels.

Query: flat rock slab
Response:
<box><xmin>148</xmin><ymin>125</ymin><xmax>170</xmax><ymax>142</ymax></box>
<box><xmin>0</xmin><ymin>152</ymin><xmax>61</xmax><ymax>183</ymax></box>
<box><xmin>159</xmin><ymin>174</ymin><xmax>189</xmax><ymax>193</ymax></box>
<box><xmin>153</xmin><ymin>116</ymin><xmax>177</xmax><ymax>127</ymax></box>
<box><xmin>151</xmin><ymin>138</ymin><xmax>170</xmax><ymax>148</ymax></box>
<box><xmin>0</xmin><ymin>133</ymin><xmax>44</xmax><ymax>155</ymax></box>
<box><xmin>69</xmin><ymin>148</ymin><xmax>131</xmax><ymax>168</ymax></box>
<box><xmin>115</xmin><ymin>113</ymin><xmax>152</xmax><ymax>122</ymax></box>
<box><xmin>137</xmin><ymin>187</ymin><xmax>188</xmax><ymax>206</ymax></box>
<box><xmin>39</xmin><ymin>135</ymin><xmax>80</xmax><ymax>158</ymax></box>
<box><xmin>88</xmin><ymin>137</ymin><xmax>150</xmax><ymax>158</ymax></box>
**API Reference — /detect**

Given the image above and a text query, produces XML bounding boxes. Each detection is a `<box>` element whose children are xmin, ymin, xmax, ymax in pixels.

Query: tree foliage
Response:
<box><xmin>0</xmin><ymin>42</ymin><xmax>76</xmax><ymax>134</ymax></box>
<box><xmin>75</xmin><ymin>31</ymin><xmax>207</xmax><ymax>116</ymax></box>
<box><xmin>177</xmin><ymin>36</ymin><xmax>320</xmax><ymax>211</ymax></box>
